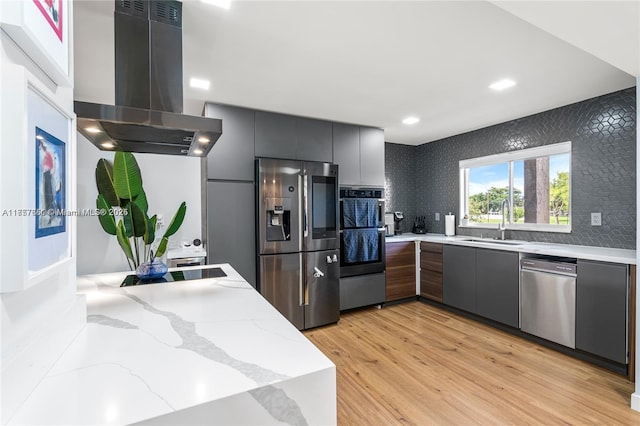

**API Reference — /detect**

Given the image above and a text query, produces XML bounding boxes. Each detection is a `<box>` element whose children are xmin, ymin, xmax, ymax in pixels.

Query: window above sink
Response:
<box><xmin>459</xmin><ymin>142</ymin><xmax>571</xmax><ymax>233</ymax></box>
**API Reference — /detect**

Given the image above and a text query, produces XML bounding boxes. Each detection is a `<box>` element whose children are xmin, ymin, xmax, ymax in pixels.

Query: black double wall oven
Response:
<box><xmin>339</xmin><ymin>188</ymin><xmax>386</xmax><ymax>278</ymax></box>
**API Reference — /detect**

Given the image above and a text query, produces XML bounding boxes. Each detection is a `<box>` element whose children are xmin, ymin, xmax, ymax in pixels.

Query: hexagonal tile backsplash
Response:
<box><xmin>385</xmin><ymin>87</ymin><xmax>636</xmax><ymax>249</ymax></box>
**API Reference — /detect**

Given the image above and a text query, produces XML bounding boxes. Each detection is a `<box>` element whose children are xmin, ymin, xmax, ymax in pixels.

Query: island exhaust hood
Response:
<box><xmin>75</xmin><ymin>0</ymin><xmax>222</xmax><ymax>156</ymax></box>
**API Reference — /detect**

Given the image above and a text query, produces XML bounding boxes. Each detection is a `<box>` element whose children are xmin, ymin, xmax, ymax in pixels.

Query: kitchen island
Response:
<box><xmin>7</xmin><ymin>264</ymin><xmax>336</xmax><ymax>425</ymax></box>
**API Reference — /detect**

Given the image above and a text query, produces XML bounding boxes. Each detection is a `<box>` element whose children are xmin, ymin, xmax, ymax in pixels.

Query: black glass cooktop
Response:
<box><xmin>120</xmin><ymin>266</ymin><xmax>227</xmax><ymax>287</ymax></box>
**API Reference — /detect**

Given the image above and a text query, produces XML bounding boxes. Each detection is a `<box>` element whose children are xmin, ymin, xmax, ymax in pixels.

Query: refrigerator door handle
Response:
<box><xmin>304</xmin><ymin>267</ymin><xmax>310</xmax><ymax>306</ymax></box>
<box><xmin>302</xmin><ymin>173</ymin><xmax>308</xmax><ymax>238</ymax></box>
<box><xmin>299</xmin><ymin>255</ymin><xmax>304</xmax><ymax>307</ymax></box>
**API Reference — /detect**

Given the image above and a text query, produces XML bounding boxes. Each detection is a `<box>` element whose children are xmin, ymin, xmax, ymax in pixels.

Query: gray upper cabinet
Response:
<box><xmin>476</xmin><ymin>249</ymin><xmax>519</xmax><ymax>328</ymax></box>
<box><xmin>333</xmin><ymin>123</ymin><xmax>360</xmax><ymax>185</ymax></box>
<box><xmin>295</xmin><ymin>117</ymin><xmax>332</xmax><ymax>162</ymax></box>
<box><xmin>576</xmin><ymin>260</ymin><xmax>628</xmax><ymax>364</ymax></box>
<box><xmin>255</xmin><ymin>111</ymin><xmax>297</xmax><ymax>159</ymax></box>
<box><xmin>204</xmin><ymin>103</ymin><xmax>255</xmax><ymax>181</ymax></box>
<box><xmin>333</xmin><ymin>123</ymin><xmax>385</xmax><ymax>187</ymax></box>
<box><xmin>359</xmin><ymin>127</ymin><xmax>385</xmax><ymax>186</ymax></box>
<box><xmin>255</xmin><ymin>111</ymin><xmax>332</xmax><ymax>162</ymax></box>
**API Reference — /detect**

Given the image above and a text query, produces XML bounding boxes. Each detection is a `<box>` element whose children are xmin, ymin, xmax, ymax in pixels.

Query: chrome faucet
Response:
<box><xmin>498</xmin><ymin>198</ymin><xmax>510</xmax><ymax>240</ymax></box>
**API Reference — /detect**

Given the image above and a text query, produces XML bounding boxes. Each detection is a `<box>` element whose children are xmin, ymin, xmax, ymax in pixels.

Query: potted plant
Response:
<box><xmin>95</xmin><ymin>152</ymin><xmax>186</xmax><ymax>279</ymax></box>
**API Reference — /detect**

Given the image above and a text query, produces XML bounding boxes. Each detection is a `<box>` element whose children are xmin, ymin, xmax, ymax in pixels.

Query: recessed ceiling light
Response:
<box><xmin>101</xmin><ymin>142</ymin><xmax>115</xmax><ymax>149</ymax></box>
<box><xmin>489</xmin><ymin>79</ymin><xmax>516</xmax><ymax>91</ymax></box>
<box><xmin>201</xmin><ymin>0</ymin><xmax>231</xmax><ymax>9</ymax></box>
<box><xmin>189</xmin><ymin>78</ymin><xmax>210</xmax><ymax>90</ymax></box>
<box><xmin>402</xmin><ymin>117</ymin><xmax>420</xmax><ymax>125</ymax></box>
<box><xmin>193</xmin><ymin>148</ymin><xmax>204</xmax><ymax>155</ymax></box>
<box><xmin>85</xmin><ymin>127</ymin><xmax>101</xmax><ymax>134</ymax></box>
<box><xmin>198</xmin><ymin>136</ymin><xmax>210</xmax><ymax>144</ymax></box>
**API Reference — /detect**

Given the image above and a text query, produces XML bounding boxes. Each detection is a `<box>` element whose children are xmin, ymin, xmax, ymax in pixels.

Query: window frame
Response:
<box><xmin>459</xmin><ymin>142</ymin><xmax>572</xmax><ymax>233</ymax></box>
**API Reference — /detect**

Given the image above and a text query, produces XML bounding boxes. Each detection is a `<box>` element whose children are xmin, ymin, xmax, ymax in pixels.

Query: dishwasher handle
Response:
<box><xmin>520</xmin><ymin>258</ymin><xmax>577</xmax><ymax>276</ymax></box>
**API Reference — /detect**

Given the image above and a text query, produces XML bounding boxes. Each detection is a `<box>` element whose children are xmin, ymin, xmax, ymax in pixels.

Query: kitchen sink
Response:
<box><xmin>460</xmin><ymin>238</ymin><xmax>527</xmax><ymax>246</ymax></box>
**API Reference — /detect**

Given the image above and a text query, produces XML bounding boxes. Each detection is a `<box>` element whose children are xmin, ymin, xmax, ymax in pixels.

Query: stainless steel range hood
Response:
<box><xmin>75</xmin><ymin>0</ymin><xmax>222</xmax><ymax>157</ymax></box>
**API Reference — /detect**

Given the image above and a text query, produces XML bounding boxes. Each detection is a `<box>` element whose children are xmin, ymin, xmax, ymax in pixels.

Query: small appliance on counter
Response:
<box><xmin>393</xmin><ymin>211</ymin><xmax>404</xmax><ymax>235</ymax></box>
<box><xmin>384</xmin><ymin>212</ymin><xmax>395</xmax><ymax>236</ymax></box>
<box><xmin>167</xmin><ymin>239</ymin><xmax>206</xmax><ymax>268</ymax></box>
<box><xmin>412</xmin><ymin>216</ymin><xmax>427</xmax><ymax>234</ymax></box>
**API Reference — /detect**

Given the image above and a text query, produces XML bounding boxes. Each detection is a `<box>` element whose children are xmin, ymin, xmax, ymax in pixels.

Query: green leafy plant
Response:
<box><xmin>95</xmin><ymin>152</ymin><xmax>187</xmax><ymax>270</ymax></box>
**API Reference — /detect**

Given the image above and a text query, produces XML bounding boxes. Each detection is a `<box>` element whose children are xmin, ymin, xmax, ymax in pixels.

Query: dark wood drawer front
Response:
<box><xmin>386</xmin><ymin>242</ymin><xmax>416</xmax><ymax>301</ymax></box>
<box><xmin>420</xmin><ymin>251</ymin><xmax>443</xmax><ymax>273</ymax></box>
<box><xmin>387</xmin><ymin>241</ymin><xmax>415</xmax><ymax>261</ymax></box>
<box><xmin>420</xmin><ymin>270</ymin><xmax>443</xmax><ymax>302</ymax></box>
<box><xmin>420</xmin><ymin>242</ymin><xmax>443</xmax><ymax>302</ymax></box>
<box><xmin>421</xmin><ymin>241</ymin><xmax>443</xmax><ymax>254</ymax></box>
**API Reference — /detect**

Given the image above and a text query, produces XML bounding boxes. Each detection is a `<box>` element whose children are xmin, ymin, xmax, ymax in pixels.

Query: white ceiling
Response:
<box><xmin>73</xmin><ymin>1</ymin><xmax>638</xmax><ymax>146</ymax></box>
<box><xmin>491</xmin><ymin>1</ymin><xmax>640</xmax><ymax>77</ymax></box>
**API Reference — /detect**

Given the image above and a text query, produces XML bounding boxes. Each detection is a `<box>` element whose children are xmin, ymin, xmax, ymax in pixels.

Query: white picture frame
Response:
<box><xmin>0</xmin><ymin>64</ymin><xmax>76</xmax><ymax>292</ymax></box>
<box><xmin>0</xmin><ymin>0</ymin><xmax>73</xmax><ymax>87</ymax></box>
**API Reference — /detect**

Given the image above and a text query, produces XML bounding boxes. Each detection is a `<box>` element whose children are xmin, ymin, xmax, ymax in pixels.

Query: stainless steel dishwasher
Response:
<box><xmin>520</xmin><ymin>257</ymin><xmax>577</xmax><ymax>348</ymax></box>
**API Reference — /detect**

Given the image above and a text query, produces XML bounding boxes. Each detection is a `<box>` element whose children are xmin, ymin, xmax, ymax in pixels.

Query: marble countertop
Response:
<box><xmin>386</xmin><ymin>233</ymin><xmax>636</xmax><ymax>265</ymax></box>
<box><xmin>8</xmin><ymin>264</ymin><xmax>336</xmax><ymax>425</ymax></box>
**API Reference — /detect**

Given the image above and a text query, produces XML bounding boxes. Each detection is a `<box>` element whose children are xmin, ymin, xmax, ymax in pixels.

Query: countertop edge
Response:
<box><xmin>8</xmin><ymin>263</ymin><xmax>337</xmax><ymax>426</ymax></box>
<box><xmin>386</xmin><ymin>233</ymin><xmax>637</xmax><ymax>265</ymax></box>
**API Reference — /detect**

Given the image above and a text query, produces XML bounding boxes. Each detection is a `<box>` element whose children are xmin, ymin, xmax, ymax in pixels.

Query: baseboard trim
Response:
<box><xmin>632</xmin><ymin>392</ymin><xmax>640</xmax><ymax>411</ymax></box>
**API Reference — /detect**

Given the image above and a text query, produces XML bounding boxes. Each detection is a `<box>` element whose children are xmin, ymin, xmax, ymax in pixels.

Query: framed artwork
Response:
<box><xmin>26</xmin><ymin>82</ymin><xmax>73</xmax><ymax>273</ymax></box>
<box><xmin>1</xmin><ymin>63</ymin><xmax>75</xmax><ymax>292</ymax></box>
<box><xmin>0</xmin><ymin>0</ymin><xmax>72</xmax><ymax>86</ymax></box>
<box><xmin>33</xmin><ymin>0</ymin><xmax>64</xmax><ymax>42</ymax></box>
<box><xmin>35</xmin><ymin>126</ymin><xmax>66</xmax><ymax>238</ymax></box>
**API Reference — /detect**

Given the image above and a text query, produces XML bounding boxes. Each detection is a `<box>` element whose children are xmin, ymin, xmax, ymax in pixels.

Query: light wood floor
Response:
<box><xmin>304</xmin><ymin>301</ymin><xmax>640</xmax><ymax>425</ymax></box>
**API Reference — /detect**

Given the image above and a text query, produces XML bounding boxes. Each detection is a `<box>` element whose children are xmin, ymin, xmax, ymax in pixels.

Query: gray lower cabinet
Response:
<box><xmin>204</xmin><ymin>103</ymin><xmax>255</xmax><ymax>181</ymax></box>
<box><xmin>340</xmin><ymin>272</ymin><xmax>386</xmax><ymax>311</ymax></box>
<box><xmin>576</xmin><ymin>260</ymin><xmax>628</xmax><ymax>364</ymax></box>
<box><xmin>443</xmin><ymin>245</ymin><xmax>518</xmax><ymax>327</ymax></box>
<box><xmin>255</xmin><ymin>111</ymin><xmax>332</xmax><ymax>162</ymax></box>
<box><xmin>443</xmin><ymin>245</ymin><xmax>477</xmax><ymax>313</ymax></box>
<box><xmin>476</xmin><ymin>249</ymin><xmax>519</xmax><ymax>328</ymax></box>
<box><xmin>206</xmin><ymin>181</ymin><xmax>256</xmax><ymax>287</ymax></box>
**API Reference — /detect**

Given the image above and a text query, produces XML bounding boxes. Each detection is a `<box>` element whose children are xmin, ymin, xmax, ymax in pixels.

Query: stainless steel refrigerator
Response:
<box><xmin>256</xmin><ymin>158</ymin><xmax>340</xmax><ymax>330</ymax></box>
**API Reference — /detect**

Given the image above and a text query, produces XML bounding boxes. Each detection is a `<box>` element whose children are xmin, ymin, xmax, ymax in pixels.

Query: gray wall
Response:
<box><xmin>384</xmin><ymin>143</ymin><xmax>416</xmax><ymax>234</ymax></box>
<box><xmin>386</xmin><ymin>87</ymin><xmax>636</xmax><ymax>249</ymax></box>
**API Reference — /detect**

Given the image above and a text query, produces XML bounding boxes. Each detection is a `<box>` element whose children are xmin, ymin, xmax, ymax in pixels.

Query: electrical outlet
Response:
<box><xmin>591</xmin><ymin>212</ymin><xmax>601</xmax><ymax>226</ymax></box>
<box><xmin>435</xmin><ymin>212</ymin><xmax>440</xmax><ymax>221</ymax></box>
